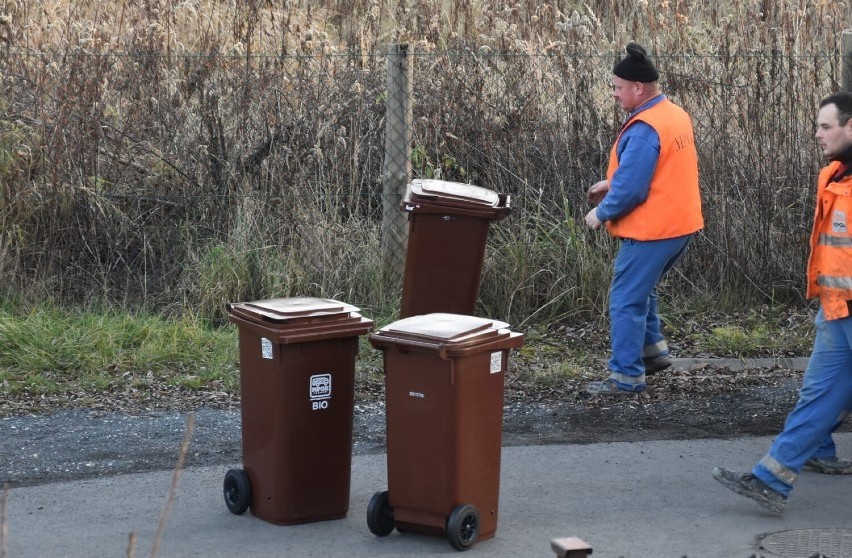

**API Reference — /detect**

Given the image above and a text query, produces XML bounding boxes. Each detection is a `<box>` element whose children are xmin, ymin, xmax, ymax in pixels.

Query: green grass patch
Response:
<box><xmin>510</xmin><ymin>326</ymin><xmax>593</xmax><ymax>387</ymax></box>
<box><xmin>0</xmin><ymin>303</ymin><xmax>239</xmax><ymax>396</ymax></box>
<box><xmin>0</xmin><ymin>299</ymin><xmax>816</xmax><ymax>410</ymax></box>
<box><xmin>666</xmin><ymin>305</ymin><xmax>814</xmax><ymax>358</ymax></box>
<box><xmin>700</xmin><ymin>325</ymin><xmax>771</xmax><ymax>355</ymax></box>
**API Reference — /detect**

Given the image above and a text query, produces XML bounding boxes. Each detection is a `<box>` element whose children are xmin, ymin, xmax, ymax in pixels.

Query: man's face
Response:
<box><xmin>612</xmin><ymin>76</ymin><xmax>641</xmax><ymax>113</ymax></box>
<box><xmin>815</xmin><ymin>103</ymin><xmax>852</xmax><ymax>159</ymax></box>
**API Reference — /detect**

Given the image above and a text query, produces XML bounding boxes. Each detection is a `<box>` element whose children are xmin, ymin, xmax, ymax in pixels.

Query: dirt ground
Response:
<box><xmin>501</xmin><ymin>370</ymin><xmax>807</xmax><ymax>446</ymax></box>
<box><xmin>0</xmin><ymin>357</ymin><xmax>830</xmax><ymax>488</ymax></box>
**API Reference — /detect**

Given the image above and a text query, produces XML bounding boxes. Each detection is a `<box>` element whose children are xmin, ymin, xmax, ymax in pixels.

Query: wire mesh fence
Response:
<box><xmin>0</xmin><ymin>45</ymin><xmax>845</xmax><ymax>324</ymax></box>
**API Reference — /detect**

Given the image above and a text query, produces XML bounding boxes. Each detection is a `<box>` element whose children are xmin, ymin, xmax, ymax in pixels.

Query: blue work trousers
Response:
<box><xmin>753</xmin><ymin>306</ymin><xmax>852</xmax><ymax>496</ymax></box>
<box><xmin>607</xmin><ymin>234</ymin><xmax>692</xmax><ymax>389</ymax></box>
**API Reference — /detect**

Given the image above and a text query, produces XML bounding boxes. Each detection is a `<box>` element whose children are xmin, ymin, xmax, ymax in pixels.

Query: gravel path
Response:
<box><xmin>4</xmin><ymin>371</ymin><xmax>841</xmax><ymax>488</ymax></box>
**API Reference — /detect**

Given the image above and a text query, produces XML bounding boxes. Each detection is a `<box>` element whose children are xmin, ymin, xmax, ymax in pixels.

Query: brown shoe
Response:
<box><xmin>805</xmin><ymin>456</ymin><xmax>852</xmax><ymax>475</ymax></box>
<box><xmin>584</xmin><ymin>379</ymin><xmax>645</xmax><ymax>396</ymax></box>
<box><xmin>643</xmin><ymin>354</ymin><xmax>671</xmax><ymax>375</ymax></box>
<box><xmin>712</xmin><ymin>467</ymin><xmax>786</xmax><ymax>515</ymax></box>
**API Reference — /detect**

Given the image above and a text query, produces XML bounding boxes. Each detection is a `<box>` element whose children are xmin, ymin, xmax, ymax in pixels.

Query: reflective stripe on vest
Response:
<box><xmin>819</xmin><ymin>233</ymin><xmax>852</xmax><ymax>247</ymax></box>
<box><xmin>816</xmin><ymin>275</ymin><xmax>852</xmax><ymax>290</ymax></box>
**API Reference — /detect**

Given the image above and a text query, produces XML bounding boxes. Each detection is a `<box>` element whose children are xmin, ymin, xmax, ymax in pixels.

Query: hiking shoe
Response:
<box><xmin>643</xmin><ymin>354</ymin><xmax>672</xmax><ymax>375</ymax></box>
<box><xmin>805</xmin><ymin>456</ymin><xmax>852</xmax><ymax>475</ymax></box>
<box><xmin>712</xmin><ymin>467</ymin><xmax>786</xmax><ymax>515</ymax></box>
<box><xmin>584</xmin><ymin>379</ymin><xmax>645</xmax><ymax>396</ymax></box>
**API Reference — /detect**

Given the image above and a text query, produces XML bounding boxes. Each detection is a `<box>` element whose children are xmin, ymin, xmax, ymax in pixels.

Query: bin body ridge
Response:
<box><xmin>401</xmin><ymin>213</ymin><xmax>491</xmax><ymax>318</ymax></box>
<box><xmin>369</xmin><ymin>313</ymin><xmax>523</xmax><ymax>547</ymax></box>
<box><xmin>385</xmin><ymin>347</ymin><xmax>506</xmax><ymax>539</ymax></box>
<box><xmin>226</xmin><ymin>297</ymin><xmax>373</xmax><ymax>526</ymax></box>
<box><xmin>400</xmin><ymin>179</ymin><xmax>510</xmax><ymax>318</ymax></box>
<box><xmin>237</xmin><ymin>331</ymin><xmax>359</xmax><ymax>525</ymax></box>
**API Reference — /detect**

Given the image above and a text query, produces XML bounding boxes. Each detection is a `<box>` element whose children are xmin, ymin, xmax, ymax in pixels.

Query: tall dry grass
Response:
<box><xmin>0</xmin><ymin>0</ymin><xmax>847</xmax><ymax>325</ymax></box>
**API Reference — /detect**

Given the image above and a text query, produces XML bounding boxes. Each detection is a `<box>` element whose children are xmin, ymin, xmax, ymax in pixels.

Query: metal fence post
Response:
<box><xmin>843</xmin><ymin>29</ymin><xmax>852</xmax><ymax>91</ymax></box>
<box><xmin>382</xmin><ymin>43</ymin><xmax>413</xmax><ymax>292</ymax></box>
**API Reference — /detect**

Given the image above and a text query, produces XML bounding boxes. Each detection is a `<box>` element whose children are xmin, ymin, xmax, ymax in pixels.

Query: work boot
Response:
<box><xmin>642</xmin><ymin>354</ymin><xmax>671</xmax><ymax>375</ymax></box>
<box><xmin>805</xmin><ymin>456</ymin><xmax>852</xmax><ymax>475</ymax></box>
<box><xmin>584</xmin><ymin>379</ymin><xmax>645</xmax><ymax>396</ymax></box>
<box><xmin>712</xmin><ymin>467</ymin><xmax>786</xmax><ymax>515</ymax></box>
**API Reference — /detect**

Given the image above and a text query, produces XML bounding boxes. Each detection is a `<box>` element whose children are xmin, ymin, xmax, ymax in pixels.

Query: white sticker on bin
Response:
<box><xmin>310</xmin><ymin>374</ymin><xmax>332</xmax><ymax>410</ymax></box>
<box><xmin>310</xmin><ymin>374</ymin><xmax>332</xmax><ymax>400</ymax></box>
<box><xmin>490</xmin><ymin>351</ymin><xmax>503</xmax><ymax>374</ymax></box>
<box><xmin>261</xmin><ymin>337</ymin><xmax>273</xmax><ymax>360</ymax></box>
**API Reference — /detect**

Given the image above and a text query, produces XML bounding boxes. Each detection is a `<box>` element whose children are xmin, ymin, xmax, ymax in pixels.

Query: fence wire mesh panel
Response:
<box><xmin>0</xmin><ymin>43</ymin><xmax>844</xmax><ymax>325</ymax></box>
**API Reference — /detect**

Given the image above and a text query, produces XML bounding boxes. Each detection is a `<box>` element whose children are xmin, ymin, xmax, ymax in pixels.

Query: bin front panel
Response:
<box><xmin>237</xmin><ymin>330</ymin><xmax>357</xmax><ymax>525</ymax></box>
<box><xmin>383</xmin><ymin>346</ymin><xmax>506</xmax><ymax>539</ymax></box>
<box><xmin>450</xmin><ymin>349</ymin><xmax>506</xmax><ymax>540</ymax></box>
<box><xmin>385</xmin><ymin>350</ymin><xmax>455</xmax><ymax>518</ymax></box>
<box><xmin>400</xmin><ymin>213</ymin><xmax>491</xmax><ymax>318</ymax></box>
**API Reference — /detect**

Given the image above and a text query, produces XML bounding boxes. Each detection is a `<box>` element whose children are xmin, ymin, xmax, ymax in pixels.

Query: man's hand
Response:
<box><xmin>587</xmin><ymin>179</ymin><xmax>610</xmax><ymax>205</ymax></box>
<box><xmin>585</xmin><ymin>207</ymin><xmax>602</xmax><ymax>229</ymax></box>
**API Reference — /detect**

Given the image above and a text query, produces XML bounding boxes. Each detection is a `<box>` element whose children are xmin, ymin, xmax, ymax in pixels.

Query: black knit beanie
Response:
<box><xmin>613</xmin><ymin>42</ymin><xmax>660</xmax><ymax>83</ymax></box>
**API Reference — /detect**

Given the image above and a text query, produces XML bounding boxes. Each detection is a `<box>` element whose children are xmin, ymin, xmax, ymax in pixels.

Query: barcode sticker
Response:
<box><xmin>490</xmin><ymin>351</ymin><xmax>503</xmax><ymax>374</ymax></box>
<box><xmin>261</xmin><ymin>337</ymin><xmax>273</xmax><ymax>359</ymax></box>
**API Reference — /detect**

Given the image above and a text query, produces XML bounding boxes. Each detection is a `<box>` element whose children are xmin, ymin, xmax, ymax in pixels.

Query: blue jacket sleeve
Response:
<box><xmin>595</xmin><ymin>122</ymin><xmax>661</xmax><ymax>223</ymax></box>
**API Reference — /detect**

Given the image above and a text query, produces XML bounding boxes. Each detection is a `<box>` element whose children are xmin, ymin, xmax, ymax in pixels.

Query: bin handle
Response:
<box><xmin>371</xmin><ymin>332</ymin><xmax>524</xmax><ymax>360</ymax></box>
<box><xmin>370</xmin><ymin>334</ymin><xmax>474</xmax><ymax>361</ymax></box>
<box><xmin>438</xmin><ymin>331</ymin><xmax>524</xmax><ymax>358</ymax></box>
<box><xmin>369</xmin><ymin>335</ymin><xmax>444</xmax><ymax>354</ymax></box>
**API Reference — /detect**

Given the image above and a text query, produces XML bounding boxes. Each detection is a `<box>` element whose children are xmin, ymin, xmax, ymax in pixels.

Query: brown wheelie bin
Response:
<box><xmin>366</xmin><ymin>313</ymin><xmax>524</xmax><ymax>550</ymax></box>
<box><xmin>399</xmin><ymin>179</ymin><xmax>511</xmax><ymax>318</ymax></box>
<box><xmin>223</xmin><ymin>297</ymin><xmax>373</xmax><ymax>525</ymax></box>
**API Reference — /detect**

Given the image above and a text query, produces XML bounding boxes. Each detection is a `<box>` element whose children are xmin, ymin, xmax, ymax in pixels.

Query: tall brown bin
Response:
<box><xmin>223</xmin><ymin>297</ymin><xmax>373</xmax><ymax>525</ymax></box>
<box><xmin>366</xmin><ymin>313</ymin><xmax>524</xmax><ymax>551</ymax></box>
<box><xmin>399</xmin><ymin>179</ymin><xmax>511</xmax><ymax>318</ymax></box>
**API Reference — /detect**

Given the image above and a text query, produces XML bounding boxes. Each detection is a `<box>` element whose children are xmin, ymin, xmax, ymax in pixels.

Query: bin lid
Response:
<box><xmin>379</xmin><ymin>313</ymin><xmax>509</xmax><ymax>343</ymax></box>
<box><xmin>406</xmin><ymin>179</ymin><xmax>501</xmax><ymax>208</ymax></box>
<box><xmin>226</xmin><ymin>297</ymin><xmax>360</xmax><ymax>325</ymax></box>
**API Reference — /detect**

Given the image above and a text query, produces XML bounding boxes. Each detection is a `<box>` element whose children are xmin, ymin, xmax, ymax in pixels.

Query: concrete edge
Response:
<box><xmin>670</xmin><ymin>357</ymin><xmax>809</xmax><ymax>371</ymax></box>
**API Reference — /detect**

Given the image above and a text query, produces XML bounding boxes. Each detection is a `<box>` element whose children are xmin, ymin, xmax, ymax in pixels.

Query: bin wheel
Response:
<box><xmin>223</xmin><ymin>468</ymin><xmax>252</xmax><ymax>515</ymax></box>
<box><xmin>366</xmin><ymin>491</ymin><xmax>395</xmax><ymax>537</ymax></box>
<box><xmin>446</xmin><ymin>504</ymin><xmax>479</xmax><ymax>551</ymax></box>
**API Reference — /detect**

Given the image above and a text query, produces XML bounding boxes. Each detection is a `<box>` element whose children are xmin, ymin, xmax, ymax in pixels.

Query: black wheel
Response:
<box><xmin>366</xmin><ymin>491</ymin><xmax>395</xmax><ymax>536</ymax></box>
<box><xmin>446</xmin><ymin>504</ymin><xmax>479</xmax><ymax>551</ymax></box>
<box><xmin>223</xmin><ymin>468</ymin><xmax>252</xmax><ymax>515</ymax></box>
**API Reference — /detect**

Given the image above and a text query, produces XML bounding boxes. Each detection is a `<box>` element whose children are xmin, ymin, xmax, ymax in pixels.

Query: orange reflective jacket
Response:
<box><xmin>806</xmin><ymin>160</ymin><xmax>852</xmax><ymax>320</ymax></box>
<box><xmin>605</xmin><ymin>99</ymin><xmax>703</xmax><ymax>240</ymax></box>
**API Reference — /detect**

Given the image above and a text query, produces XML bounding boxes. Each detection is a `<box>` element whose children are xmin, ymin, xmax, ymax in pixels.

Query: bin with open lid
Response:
<box><xmin>399</xmin><ymin>179</ymin><xmax>511</xmax><ymax>318</ymax></box>
<box><xmin>365</xmin><ymin>313</ymin><xmax>524</xmax><ymax>550</ymax></box>
<box><xmin>223</xmin><ymin>297</ymin><xmax>373</xmax><ymax>525</ymax></box>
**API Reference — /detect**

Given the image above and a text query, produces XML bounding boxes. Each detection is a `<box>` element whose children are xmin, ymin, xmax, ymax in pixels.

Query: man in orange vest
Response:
<box><xmin>713</xmin><ymin>91</ymin><xmax>852</xmax><ymax>514</ymax></box>
<box><xmin>584</xmin><ymin>43</ymin><xmax>703</xmax><ymax>395</ymax></box>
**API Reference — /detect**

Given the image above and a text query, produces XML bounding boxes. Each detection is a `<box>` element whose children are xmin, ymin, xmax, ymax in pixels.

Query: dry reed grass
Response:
<box><xmin>0</xmin><ymin>1</ymin><xmax>848</xmax><ymax>325</ymax></box>
<box><xmin>4</xmin><ymin>0</ymin><xmax>841</xmax><ymax>54</ymax></box>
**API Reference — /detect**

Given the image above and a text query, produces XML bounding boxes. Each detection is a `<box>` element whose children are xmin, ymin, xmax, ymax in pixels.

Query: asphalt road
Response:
<box><xmin>2</xmin><ymin>358</ymin><xmax>850</xmax><ymax>557</ymax></box>
<box><xmin>4</xmin><ymin>434</ymin><xmax>851</xmax><ymax>557</ymax></box>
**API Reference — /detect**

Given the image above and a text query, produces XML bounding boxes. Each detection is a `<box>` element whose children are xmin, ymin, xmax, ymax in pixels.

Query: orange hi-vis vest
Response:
<box><xmin>807</xmin><ymin>160</ymin><xmax>852</xmax><ymax>320</ymax></box>
<box><xmin>605</xmin><ymin>99</ymin><xmax>703</xmax><ymax>240</ymax></box>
